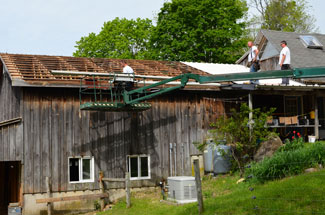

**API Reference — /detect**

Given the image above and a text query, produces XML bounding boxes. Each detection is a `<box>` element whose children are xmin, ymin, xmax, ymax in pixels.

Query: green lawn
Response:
<box><xmin>98</xmin><ymin>170</ymin><xmax>325</xmax><ymax>215</ymax></box>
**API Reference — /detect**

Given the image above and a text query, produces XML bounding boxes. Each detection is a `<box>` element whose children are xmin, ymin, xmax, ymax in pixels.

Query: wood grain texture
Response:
<box><xmin>2</xmin><ymin>86</ymin><xmax>223</xmax><ymax>194</ymax></box>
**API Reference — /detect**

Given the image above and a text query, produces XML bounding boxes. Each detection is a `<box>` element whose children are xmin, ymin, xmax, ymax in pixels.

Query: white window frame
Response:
<box><xmin>68</xmin><ymin>156</ymin><xmax>95</xmax><ymax>183</ymax></box>
<box><xmin>299</xmin><ymin>35</ymin><xmax>323</xmax><ymax>49</ymax></box>
<box><xmin>127</xmin><ymin>154</ymin><xmax>151</xmax><ymax>180</ymax></box>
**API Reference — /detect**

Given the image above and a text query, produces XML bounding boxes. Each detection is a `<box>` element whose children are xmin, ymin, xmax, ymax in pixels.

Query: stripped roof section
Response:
<box><xmin>0</xmin><ymin>53</ymin><xmax>208</xmax><ymax>85</ymax></box>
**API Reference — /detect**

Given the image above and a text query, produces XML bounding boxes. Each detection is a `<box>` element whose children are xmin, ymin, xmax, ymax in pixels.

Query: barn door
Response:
<box><xmin>0</xmin><ymin>161</ymin><xmax>21</xmax><ymax>215</ymax></box>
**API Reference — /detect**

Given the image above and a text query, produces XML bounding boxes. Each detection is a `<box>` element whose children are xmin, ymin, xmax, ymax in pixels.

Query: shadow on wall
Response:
<box><xmin>73</xmin><ymin>109</ymin><xmax>177</xmax><ymax>183</ymax></box>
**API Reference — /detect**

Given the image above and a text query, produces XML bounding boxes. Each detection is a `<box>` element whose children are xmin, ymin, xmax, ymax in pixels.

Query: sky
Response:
<box><xmin>0</xmin><ymin>0</ymin><xmax>324</xmax><ymax>57</ymax></box>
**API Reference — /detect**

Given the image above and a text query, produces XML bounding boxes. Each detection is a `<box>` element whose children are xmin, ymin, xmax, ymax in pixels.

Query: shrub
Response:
<box><xmin>246</xmin><ymin>142</ymin><xmax>325</xmax><ymax>183</ymax></box>
<box><xmin>210</xmin><ymin>103</ymin><xmax>275</xmax><ymax>176</ymax></box>
<box><xmin>278</xmin><ymin>137</ymin><xmax>304</xmax><ymax>153</ymax></box>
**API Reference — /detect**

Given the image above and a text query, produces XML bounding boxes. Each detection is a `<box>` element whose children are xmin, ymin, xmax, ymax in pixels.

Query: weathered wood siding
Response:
<box><xmin>0</xmin><ymin>66</ymin><xmax>23</xmax><ymax>162</ymax></box>
<box><xmin>260</xmin><ymin>57</ymin><xmax>279</xmax><ymax>71</ymax></box>
<box><xmin>0</xmin><ymin>68</ymin><xmax>21</xmax><ymax>122</ymax></box>
<box><xmin>21</xmin><ymin>88</ymin><xmax>224</xmax><ymax>194</ymax></box>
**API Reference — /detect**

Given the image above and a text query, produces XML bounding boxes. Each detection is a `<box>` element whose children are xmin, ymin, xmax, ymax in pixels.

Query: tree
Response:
<box><xmin>73</xmin><ymin>17</ymin><xmax>153</xmax><ymax>59</ymax></box>
<box><xmin>249</xmin><ymin>0</ymin><xmax>318</xmax><ymax>33</ymax></box>
<box><xmin>210</xmin><ymin>103</ymin><xmax>275</xmax><ymax>176</ymax></box>
<box><xmin>150</xmin><ymin>0</ymin><xmax>249</xmax><ymax>63</ymax></box>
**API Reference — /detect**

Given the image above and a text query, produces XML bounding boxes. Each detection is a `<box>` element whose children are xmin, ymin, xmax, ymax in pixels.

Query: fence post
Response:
<box><xmin>99</xmin><ymin>171</ymin><xmax>105</xmax><ymax>211</ymax></box>
<box><xmin>125</xmin><ymin>172</ymin><xmax>131</xmax><ymax>208</ymax></box>
<box><xmin>194</xmin><ymin>159</ymin><xmax>204</xmax><ymax>214</ymax></box>
<box><xmin>46</xmin><ymin>177</ymin><xmax>52</xmax><ymax>215</ymax></box>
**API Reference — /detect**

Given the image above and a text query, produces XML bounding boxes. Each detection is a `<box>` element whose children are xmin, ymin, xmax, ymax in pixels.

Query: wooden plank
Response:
<box><xmin>15</xmin><ymin>123</ymin><xmax>23</xmax><ymax>161</ymax></box>
<box><xmin>9</xmin><ymin>125</ymin><xmax>16</xmax><ymax>161</ymax></box>
<box><xmin>102</xmin><ymin>178</ymin><xmax>125</xmax><ymax>182</ymax></box>
<box><xmin>60</xmin><ymin>93</ymin><xmax>69</xmax><ymax>191</ymax></box>
<box><xmin>118</xmin><ymin>112</ymin><xmax>124</xmax><ymax>179</ymax></box>
<box><xmin>23</xmin><ymin>92</ymin><xmax>33</xmax><ymax>193</ymax></box>
<box><xmin>36</xmin><ymin>193</ymin><xmax>108</xmax><ymax>204</ymax></box>
<box><xmin>123</xmin><ymin>112</ymin><xmax>131</xmax><ymax>174</ymax></box>
<box><xmin>151</xmin><ymin>101</ymin><xmax>160</xmax><ymax>178</ymax></box>
<box><xmin>51</xmin><ymin>97</ymin><xmax>60</xmax><ymax>192</ymax></box>
<box><xmin>41</xmin><ymin>96</ymin><xmax>51</xmax><ymax>192</ymax></box>
<box><xmin>33</xmin><ymin>92</ymin><xmax>41</xmax><ymax>193</ymax></box>
<box><xmin>3</xmin><ymin>126</ymin><xmax>9</xmax><ymax>161</ymax></box>
<box><xmin>89</xmin><ymin>110</ymin><xmax>99</xmax><ymax>190</ymax></box>
<box><xmin>107</xmin><ymin>112</ymin><xmax>114</xmax><ymax>179</ymax></box>
<box><xmin>0</xmin><ymin>117</ymin><xmax>22</xmax><ymax>127</ymax></box>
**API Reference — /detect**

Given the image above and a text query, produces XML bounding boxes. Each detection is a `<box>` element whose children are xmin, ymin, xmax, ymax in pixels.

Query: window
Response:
<box><xmin>300</xmin><ymin>35</ymin><xmax>323</xmax><ymax>49</ymax></box>
<box><xmin>127</xmin><ymin>155</ymin><xmax>150</xmax><ymax>180</ymax></box>
<box><xmin>69</xmin><ymin>157</ymin><xmax>94</xmax><ymax>183</ymax></box>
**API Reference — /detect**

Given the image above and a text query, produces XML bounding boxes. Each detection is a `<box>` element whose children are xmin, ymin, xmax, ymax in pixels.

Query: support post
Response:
<box><xmin>46</xmin><ymin>177</ymin><xmax>52</xmax><ymax>215</ymax></box>
<box><xmin>314</xmin><ymin>95</ymin><xmax>319</xmax><ymax>139</ymax></box>
<box><xmin>193</xmin><ymin>159</ymin><xmax>204</xmax><ymax>214</ymax></box>
<box><xmin>174</xmin><ymin>143</ymin><xmax>177</xmax><ymax>176</ymax></box>
<box><xmin>99</xmin><ymin>171</ymin><xmax>105</xmax><ymax>211</ymax></box>
<box><xmin>125</xmin><ymin>172</ymin><xmax>131</xmax><ymax>208</ymax></box>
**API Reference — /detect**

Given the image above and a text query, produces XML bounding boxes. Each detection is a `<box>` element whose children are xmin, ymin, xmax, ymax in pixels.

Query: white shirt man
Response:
<box><xmin>279</xmin><ymin>40</ymin><xmax>291</xmax><ymax>84</ymax></box>
<box><xmin>279</xmin><ymin>41</ymin><xmax>291</xmax><ymax>68</ymax></box>
<box><xmin>247</xmin><ymin>41</ymin><xmax>259</xmax><ymax>84</ymax></box>
<box><xmin>123</xmin><ymin>65</ymin><xmax>134</xmax><ymax>74</ymax></box>
<box><xmin>248</xmin><ymin>43</ymin><xmax>259</xmax><ymax>63</ymax></box>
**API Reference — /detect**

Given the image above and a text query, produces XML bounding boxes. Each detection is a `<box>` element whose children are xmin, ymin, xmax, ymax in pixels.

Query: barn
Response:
<box><xmin>0</xmin><ymin>53</ymin><xmax>227</xmax><ymax>214</ymax></box>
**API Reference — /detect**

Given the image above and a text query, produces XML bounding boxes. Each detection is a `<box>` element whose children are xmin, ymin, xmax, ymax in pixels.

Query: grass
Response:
<box><xmin>98</xmin><ymin>169</ymin><xmax>325</xmax><ymax>215</ymax></box>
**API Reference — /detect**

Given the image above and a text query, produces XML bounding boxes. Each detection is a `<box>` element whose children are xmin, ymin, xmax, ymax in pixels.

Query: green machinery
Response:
<box><xmin>52</xmin><ymin>67</ymin><xmax>325</xmax><ymax>111</ymax></box>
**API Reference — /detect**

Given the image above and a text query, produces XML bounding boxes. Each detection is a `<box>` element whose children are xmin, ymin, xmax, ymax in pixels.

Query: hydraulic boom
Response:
<box><xmin>52</xmin><ymin>67</ymin><xmax>325</xmax><ymax>111</ymax></box>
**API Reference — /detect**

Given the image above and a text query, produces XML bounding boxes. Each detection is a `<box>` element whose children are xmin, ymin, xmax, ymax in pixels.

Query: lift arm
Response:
<box><xmin>122</xmin><ymin>67</ymin><xmax>325</xmax><ymax>106</ymax></box>
<box><xmin>51</xmin><ymin>67</ymin><xmax>325</xmax><ymax>111</ymax></box>
<box><xmin>123</xmin><ymin>73</ymin><xmax>200</xmax><ymax>105</ymax></box>
<box><xmin>197</xmin><ymin>67</ymin><xmax>325</xmax><ymax>83</ymax></box>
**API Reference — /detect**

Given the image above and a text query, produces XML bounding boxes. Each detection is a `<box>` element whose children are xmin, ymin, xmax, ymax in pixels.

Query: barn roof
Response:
<box><xmin>0</xmin><ymin>53</ymin><xmax>210</xmax><ymax>88</ymax></box>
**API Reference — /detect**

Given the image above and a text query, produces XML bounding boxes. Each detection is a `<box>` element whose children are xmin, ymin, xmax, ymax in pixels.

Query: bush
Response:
<box><xmin>246</xmin><ymin>142</ymin><xmax>325</xmax><ymax>183</ymax></box>
<box><xmin>278</xmin><ymin>137</ymin><xmax>304</xmax><ymax>152</ymax></box>
<box><xmin>210</xmin><ymin>103</ymin><xmax>275</xmax><ymax>176</ymax></box>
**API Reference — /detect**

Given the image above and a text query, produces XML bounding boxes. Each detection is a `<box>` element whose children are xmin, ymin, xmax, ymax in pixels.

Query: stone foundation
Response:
<box><xmin>23</xmin><ymin>187</ymin><xmax>157</xmax><ymax>215</ymax></box>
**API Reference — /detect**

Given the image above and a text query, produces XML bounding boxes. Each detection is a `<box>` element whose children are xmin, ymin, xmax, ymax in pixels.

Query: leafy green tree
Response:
<box><xmin>73</xmin><ymin>17</ymin><xmax>153</xmax><ymax>59</ymax></box>
<box><xmin>210</xmin><ymin>103</ymin><xmax>275</xmax><ymax>176</ymax></box>
<box><xmin>249</xmin><ymin>0</ymin><xmax>318</xmax><ymax>33</ymax></box>
<box><xmin>150</xmin><ymin>0</ymin><xmax>249</xmax><ymax>63</ymax></box>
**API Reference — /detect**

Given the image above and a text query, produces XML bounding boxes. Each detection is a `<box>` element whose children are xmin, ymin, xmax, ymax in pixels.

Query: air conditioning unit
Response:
<box><xmin>167</xmin><ymin>176</ymin><xmax>197</xmax><ymax>204</ymax></box>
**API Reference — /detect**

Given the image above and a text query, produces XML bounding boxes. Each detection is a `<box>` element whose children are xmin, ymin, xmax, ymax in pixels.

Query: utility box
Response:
<box><xmin>8</xmin><ymin>205</ymin><xmax>22</xmax><ymax>215</ymax></box>
<box><xmin>167</xmin><ymin>176</ymin><xmax>197</xmax><ymax>204</ymax></box>
<box><xmin>190</xmin><ymin>154</ymin><xmax>204</xmax><ymax>177</ymax></box>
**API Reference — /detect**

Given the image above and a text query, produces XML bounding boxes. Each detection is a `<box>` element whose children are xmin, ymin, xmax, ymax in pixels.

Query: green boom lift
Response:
<box><xmin>51</xmin><ymin>67</ymin><xmax>325</xmax><ymax>112</ymax></box>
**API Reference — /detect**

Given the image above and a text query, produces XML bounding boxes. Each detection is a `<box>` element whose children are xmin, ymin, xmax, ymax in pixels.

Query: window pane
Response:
<box><xmin>69</xmin><ymin>158</ymin><xmax>79</xmax><ymax>182</ymax></box>
<box><xmin>82</xmin><ymin>158</ymin><xmax>91</xmax><ymax>180</ymax></box>
<box><xmin>140</xmin><ymin>157</ymin><xmax>149</xmax><ymax>177</ymax></box>
<box><xmin>130</xmin><ymin>157</ymin><xmax>138</xmax><ymax>178</ymax></box>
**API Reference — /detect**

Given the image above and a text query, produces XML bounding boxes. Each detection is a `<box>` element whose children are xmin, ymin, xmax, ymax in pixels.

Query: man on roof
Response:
<box><xmin>279</xmin><ymin>40</ymin><xmax>291</xmax><ymax>85</ymax></box>
<box><xmin>247</xmin><ymin>41</ymin><xmax>260</xmax><ymax>84</ymax></box>
<box><xmin>114</xmin><ymin>60</ymin><xmax>134</xmax><ymax>91</ymax></box>
<box><xmin>121</xmin><ymin>60</ymin><xmax>134</xmax><ymax>74</ymax></box>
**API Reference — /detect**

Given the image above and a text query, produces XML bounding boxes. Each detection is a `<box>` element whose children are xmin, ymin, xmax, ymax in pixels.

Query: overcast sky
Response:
<box><xmin>0</xmin><ymin>0</ymin><xmax>323</xmax><ymax>57</ymax></box>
